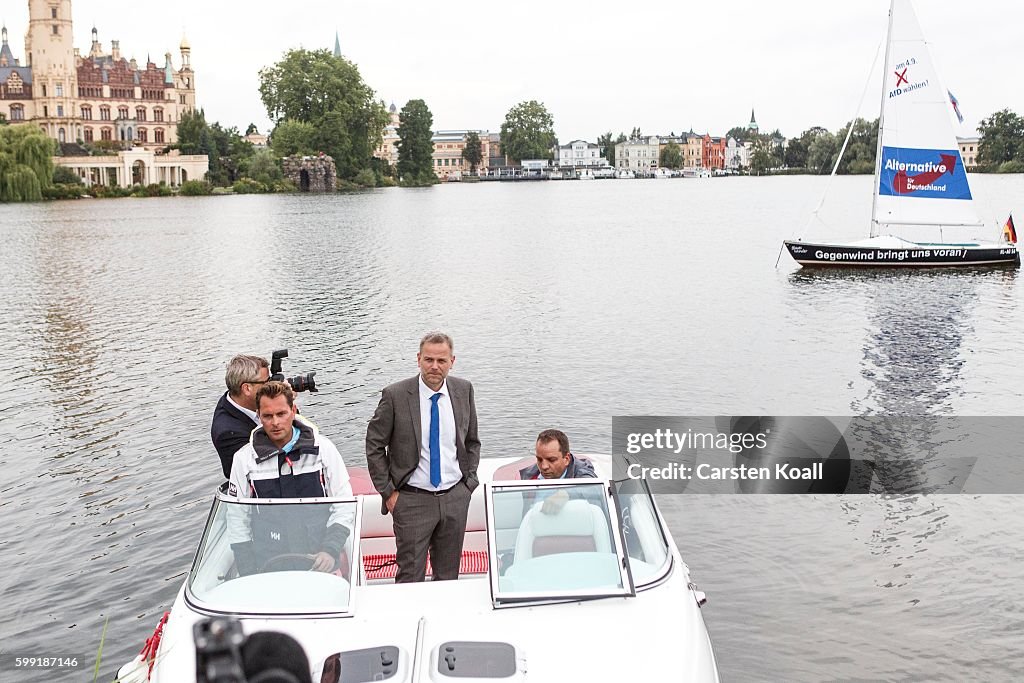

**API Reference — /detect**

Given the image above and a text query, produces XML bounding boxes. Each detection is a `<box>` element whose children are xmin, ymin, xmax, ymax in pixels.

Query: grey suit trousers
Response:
<box><xmin>391</xmin><ymin>482</ymin><xmax>472</xmax><ymax>582</ymax></box>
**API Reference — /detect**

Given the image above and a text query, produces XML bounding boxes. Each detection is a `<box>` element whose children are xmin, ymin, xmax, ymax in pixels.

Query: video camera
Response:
<box><xmin>270</xmin><ymin>349</ymin><xmax>317</xmax><ymax>393</ymax></box>
<box><xmin>195</xmin><ymin>617</ymin><xmax>311</xmax><ymax>683</ymax></box>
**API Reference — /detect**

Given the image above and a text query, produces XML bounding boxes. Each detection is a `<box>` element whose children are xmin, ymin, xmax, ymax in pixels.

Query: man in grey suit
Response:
<box><xmin>365</xmin><ymin>332</ymin><xmax>481</xmax><ymax>582</ymax></box>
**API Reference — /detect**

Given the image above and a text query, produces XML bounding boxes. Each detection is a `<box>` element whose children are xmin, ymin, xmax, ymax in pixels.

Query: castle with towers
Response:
<box><xmin>0</xmin><ymin>0</ymin><xmax>196</xmax><ymax>150</ymax></box>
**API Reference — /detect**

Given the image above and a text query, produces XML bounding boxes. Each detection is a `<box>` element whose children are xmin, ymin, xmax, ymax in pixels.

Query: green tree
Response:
<box><xmin>258</xmin><ymin>48</ymin><xmax>387</xmax><ymax>179</ymax></box>
<box><xmin>175</xmin><ymin>109</ymin><xmax>219</xmax><ymax>182</ymax></box>
<box><xmin>786</xmin><ymin>126</ymin><xmax>829</xmax><ymax>170</ymax></box>
<box><xmin>978</xmin><ymin>109</ymin><xmax>1024</xmax><ymax>171</ymax></box>
<box><xmin>834</xmin><ymin>118</ymin><xmax>878</xmax><ymax>174</ymax></box>
<box><xmin>0</xmin><ymin>125</ymin><xmax>56</xmax><ymax>201</ymax></box>
<box><xmin>598</xmin><ymin>131</ymin><xmax>626</xmax><ymax>166</ymax></box>
<box><xmin>807</xmin><ymin>130</ymin><xmax>839</xmax><ymax>174</ymax></box>
<box><xmin>750</xmin><ymin>136</ymin><xmax>775</xmax><ymax>175</ymax></box>
<box><xmin>240</xmin><ymin>149</ymin><xmax>284</xmax><ymax>186</ymax></box>
<box><xmin>53</xmin><ymin>165</ymin><xmax>83</xmax><ymax>185</ymax></box>
<box><xmin>174</xmin><ymin>109</ymin><xmax>210</xmax><ymax>156</ymax></box>
<box><xmin>311</xmin><ymin>110</ymin><xmax>353</xmax><ymax>172</ymax></box>
<box><xmin>784</xmin><ymin>137</ymin><xmax>808</xmax><ymax>168</ymax></box>
<box><xmin>660</xmin><ymin>141</ymin><xmax>683</xmax><ymax>169</ymax></box>
<box><xmin>726</xmin><ymin>126</ymin><xmax>749</xmax><ymax>143</ymax></box>
<box><xmin>396</xmin><ymin>99</ymin><xmax>435</xmax><ymax>185</ymax></box>
<box><xmin>499</xmin><ymin>100</ymin><xmax>556</xmax><ymax>164</ymax></box>
<box><xmin>271</xmin><ymin>120</ymin><xmax>317</xmax><ymax>157</ymax></box>
<box><xmin>461</xmin><ymin>131</ymin><xmax>483</xmax><ymax>173</ymax></box>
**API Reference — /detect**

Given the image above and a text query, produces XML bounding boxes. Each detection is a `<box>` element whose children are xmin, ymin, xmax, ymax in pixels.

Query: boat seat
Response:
<box><xmin>347</xmin><ymin>467</ymin><xmax>377</xmax><ymax>495</ymax></box>
<box><xmin>513</xmin><ymin>499</ymin><xmax>612</xmax><ymax>562</ymax></box>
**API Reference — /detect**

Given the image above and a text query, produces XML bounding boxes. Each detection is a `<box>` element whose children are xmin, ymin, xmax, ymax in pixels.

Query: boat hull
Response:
<box><xmin>785</xmin><ymin>240</ymin><xmax>1020</xmax><ymax>267</ymax></box>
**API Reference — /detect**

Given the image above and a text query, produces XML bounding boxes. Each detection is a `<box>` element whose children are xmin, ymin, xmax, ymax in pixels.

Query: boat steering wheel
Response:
<box><xmin>258</xmin><ymin>553</ymin><xmax>316</xmax><ymax>572</ymax></box>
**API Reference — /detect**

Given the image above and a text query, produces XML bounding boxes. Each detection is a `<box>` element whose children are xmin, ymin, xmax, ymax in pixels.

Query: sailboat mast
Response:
<box><xmin>870</xmin><ymin>0</ymin><xmax>897</xmax><ymax>238</ymax></box>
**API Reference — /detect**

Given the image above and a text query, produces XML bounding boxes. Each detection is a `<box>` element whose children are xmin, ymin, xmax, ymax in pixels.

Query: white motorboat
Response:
<box><xmin>116</xmin><ymin>455</ymin><xmax>719</xmax><ymax>682</ymax></box>
<box><xmin>652</xmin><ymin>168</ymin><xmax>672</xmax><ymax>179</ymax></box>
<box><xmin>615</xmin><ymin>169</ymin><xmax>635</xmax><ymax>179</ymax></box>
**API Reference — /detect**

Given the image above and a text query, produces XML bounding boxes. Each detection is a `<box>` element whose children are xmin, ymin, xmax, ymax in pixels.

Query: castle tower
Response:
<box><xmin>25</xmin><ymin>0</ymin><xmax>79</xmax><ymax>142</ymax></box>
<box><xmin>176</xmin><ymin>34</ymin><xmax>195</xmax><ymax>111</ymax></box>
<box><xmin>88</xmin><ymin>25</ymin><xmax>102</xmax><ymax>57</ymax></box>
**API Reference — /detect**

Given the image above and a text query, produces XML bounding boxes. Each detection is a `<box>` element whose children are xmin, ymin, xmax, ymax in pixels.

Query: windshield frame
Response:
<box><xmin>484</xmin><ymin>479</ymin><xmax>637</xmax><ymax>608</ymax></box>
<box><xmin>612</xmin><ymin>471</ymin><xmax>675</xmax><ymax>589</ymax></box>
<box><xmin>184</xmin><ymin>491</ymin><xmax>362</xmax><ymax>617</ymax></box>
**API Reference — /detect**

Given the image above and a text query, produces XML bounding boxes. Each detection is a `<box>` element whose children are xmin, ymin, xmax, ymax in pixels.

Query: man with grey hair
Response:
<box><xmin>212</xmin><ymin>354</ymin><xmax>270</xmax><ymax>478</ymax></box>
<box><xmin>366</xmin><ymin>332</ymin><xmax>481</xmax><ymax>582</ymax></box>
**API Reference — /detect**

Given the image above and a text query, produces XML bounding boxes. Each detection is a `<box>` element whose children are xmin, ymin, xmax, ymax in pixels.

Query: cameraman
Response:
<box><xmin>212</xmin><ymin>355</ymin><xmax>270</xmax><ymax>479</ymax></box>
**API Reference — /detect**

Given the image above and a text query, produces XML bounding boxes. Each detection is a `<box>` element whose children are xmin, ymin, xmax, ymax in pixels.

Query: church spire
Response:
<box><xmin>333</xmin><ymin>31</ymin><xmax>341</xmax><ymax>58</ymax></box>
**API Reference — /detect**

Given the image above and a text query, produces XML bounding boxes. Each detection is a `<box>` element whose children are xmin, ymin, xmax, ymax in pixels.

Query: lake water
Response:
<box><xmin>1</xmin><ymin>175</ymin><xmax>1023</xmax><ymax>681</ymax></box>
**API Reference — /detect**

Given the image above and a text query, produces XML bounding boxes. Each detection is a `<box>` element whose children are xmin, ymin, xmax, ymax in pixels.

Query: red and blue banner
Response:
<box><xmin>879</xmin><ymin>146</ymin><xmax>972</xmax><ymax>200</ymax></box>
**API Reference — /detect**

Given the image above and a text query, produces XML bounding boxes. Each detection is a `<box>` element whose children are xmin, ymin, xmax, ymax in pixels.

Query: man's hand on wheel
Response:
<box><xmin>311</xmin><ymin>551</ymin><xmax>336</xmax><ymax>572</ymax></box>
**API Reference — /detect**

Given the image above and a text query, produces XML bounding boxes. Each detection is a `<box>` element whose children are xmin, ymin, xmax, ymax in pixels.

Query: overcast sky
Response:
<box><xmin>5</xmin><ymin>0</ymin><xmax>1022</xmax><ymax>140</ymax></box>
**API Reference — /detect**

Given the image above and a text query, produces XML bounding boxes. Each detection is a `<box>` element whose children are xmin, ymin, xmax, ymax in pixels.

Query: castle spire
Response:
<box><xmin>333</xmin><ymin>31</ymin><xmax>341</xmax><ymax>58</ymax></box>
<box><xmin>1</xmin><ymin>24</ymin><xmax>13</xmax><ymax>67</ymax></box>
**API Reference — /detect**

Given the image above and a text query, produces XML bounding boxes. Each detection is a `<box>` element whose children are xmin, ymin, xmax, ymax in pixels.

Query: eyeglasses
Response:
<box><xmin>243</xmin><ymin>379</ymin><xmax>268</xmax><ymax>387</ymax></box>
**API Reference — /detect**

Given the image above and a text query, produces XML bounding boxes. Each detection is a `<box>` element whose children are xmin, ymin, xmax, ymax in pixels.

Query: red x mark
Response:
<box><xmin>895</xmin><ymin>68</ymin><xmax>909</xmax><ymax>86</ymax></box>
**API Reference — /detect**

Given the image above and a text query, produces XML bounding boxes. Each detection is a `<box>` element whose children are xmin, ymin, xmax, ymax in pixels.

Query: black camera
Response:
<box><xmin>194</xmin><ymin>617</ymin><xmax>312</xmax><ymax>683</ymax></box>
<box><xmin>270</xmin><ymin>349</ymin><xmax>317</xmax><ymax>393</ymax></box>
<box><xmin>194</xmin><ymin>617</ymin><xmax>246</xmax><ymax>683</ymax></box>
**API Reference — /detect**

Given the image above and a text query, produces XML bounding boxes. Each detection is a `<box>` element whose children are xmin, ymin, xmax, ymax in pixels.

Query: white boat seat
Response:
<box><xmin>513</xmin><ymin>499</ymin><xmax>612</xmax><ymax>562</ymax></box>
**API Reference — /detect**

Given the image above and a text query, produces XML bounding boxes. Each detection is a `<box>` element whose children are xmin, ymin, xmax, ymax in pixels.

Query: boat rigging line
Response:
<box><xmin>775</xmin><ymin>40</ymin><xmax>883</xmax><ymax>268</ymax></box>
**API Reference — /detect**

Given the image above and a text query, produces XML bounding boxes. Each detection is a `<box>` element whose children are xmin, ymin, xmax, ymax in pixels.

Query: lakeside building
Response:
<box><xmin>614</xmin><ymin>136</ymin><xmax>661</xmax><ymax>173</ymax></box>
<box><xmin>486</xmin><ymin>132</ymin><xmax>505</xmax><ymax>169</ymax></box>
<box><xmin>725</xmin><ymin>136</ymin><xmax>750</xmax><ymax>170</ymax></box>
<box><xmin>1</xmin><ymin>0</ymin><xmax>206</xmax><ymax>187</ymax></box>
<box><xmin>702</xmin><ymin>134</ymin><xmax>727</xmax><ymax>171</ymax></box>
<box><xmin>1</xmin><ymin>1</ymin><xmax>196</xmax><ymax>149</ymax></box>
<box><xmin>244</xmin><ymin>132</ymin><xmax>268</xmax><ymax>149</ymax></box>
<box><xmin>957</xmin><ymin>136</ymin><xmax>980</xmax><ymax>171</ymax></box>
<box><xmin>55</xmin><ymin>147</ymin><xmax>208</xmax><ymax>187</ymax></box>
<box><xmin>374</xmin><ymin>102</ymin><xmax>400</xmax><ymax>167</ymax></box>
<box><xmin>554</xmin><ymin>139</ymin><xmax>607</xmax><ymax>169</ymax></box>
<box><xmin>683</xmin><ymin>133</ymin><xmax>703</xmax><ymax>171</ymax></box>
<box><xmin>431</xmin><ymin>129</ymin><xmax>493</xmax><ymax>179</ymax></box>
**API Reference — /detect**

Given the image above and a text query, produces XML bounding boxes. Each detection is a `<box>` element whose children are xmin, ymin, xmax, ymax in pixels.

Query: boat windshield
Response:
<box><xmin>186</xmin><ymin>494</ymin><xmax>360</xmax><ymax>615</ymax></box>
<box><xmin>612</xmin><ymin>476</ymin><xmax>671</xmax><ymax>585</ymax></box>
<box><xmin>486</xmin><ymin>480</ymin><xmax>635</xmax><ymax>605</ymax></box>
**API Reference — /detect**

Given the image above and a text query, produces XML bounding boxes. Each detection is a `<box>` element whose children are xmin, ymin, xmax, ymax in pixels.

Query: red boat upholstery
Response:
<box><xmin>362</xmin><ymin>550</ymin><xmax>489</xmax><ymax>581</ymax></box>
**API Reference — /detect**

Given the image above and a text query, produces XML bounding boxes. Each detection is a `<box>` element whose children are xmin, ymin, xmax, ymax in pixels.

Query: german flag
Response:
<box><xmin>1004</xmin><ymin>214</ymin><xmax>1017</xmax><ymax>244</ymax></box>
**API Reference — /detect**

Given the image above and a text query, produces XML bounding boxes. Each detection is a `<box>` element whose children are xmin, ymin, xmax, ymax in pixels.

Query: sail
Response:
<box><xmin>873</xmin><ymin>0</ymin><xmax>982</xmax><ymax>232</ymax></box>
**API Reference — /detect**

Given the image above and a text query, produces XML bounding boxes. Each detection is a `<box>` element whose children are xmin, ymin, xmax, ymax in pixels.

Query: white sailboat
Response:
<box><xmin>785</xmin><ymin>0</ymin><xmax>1019</xmax><ymax>267</ymax></box>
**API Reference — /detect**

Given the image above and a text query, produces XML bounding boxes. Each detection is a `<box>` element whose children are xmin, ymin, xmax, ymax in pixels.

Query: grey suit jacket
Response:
<box><xmin>365</xmin><ymin>375</ymin><xmax>481</xmax><ymax>513</ymax></box>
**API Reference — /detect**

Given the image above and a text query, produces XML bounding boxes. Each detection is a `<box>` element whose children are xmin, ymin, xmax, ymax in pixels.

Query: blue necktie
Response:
<box><xmin>429</xmin><ymin>392</ymin><xmax>442</xmax><ymax>487</ymax></box>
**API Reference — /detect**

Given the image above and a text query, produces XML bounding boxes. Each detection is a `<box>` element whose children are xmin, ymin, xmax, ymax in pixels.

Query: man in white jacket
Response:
<box><xmin>227</xmin><ymin>381</ymin><xmax>353</xmax><ymax>575</ymax></box>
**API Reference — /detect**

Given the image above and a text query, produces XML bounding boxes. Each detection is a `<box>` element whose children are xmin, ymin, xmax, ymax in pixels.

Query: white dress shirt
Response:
<box><xmin>226</xmin><ymin>393</ymin><xmax>260</xmax><ymax>425</ymax></box>
<box><xmin>407</xmin><ymin>376</ymin><xmax>461</xmax><ymax>489</ymax></box>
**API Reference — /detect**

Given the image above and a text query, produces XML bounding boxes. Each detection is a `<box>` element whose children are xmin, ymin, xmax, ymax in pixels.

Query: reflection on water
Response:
<box><xmin>1</xmin><ymin>179</ymin><xmax>1023</xmax><ymax>682</ymax></box>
